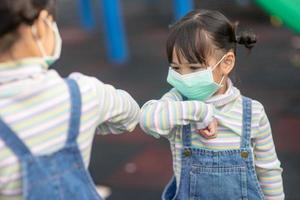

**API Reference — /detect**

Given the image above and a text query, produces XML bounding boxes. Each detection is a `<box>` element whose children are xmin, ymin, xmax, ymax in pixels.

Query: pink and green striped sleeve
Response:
<box><xmin>139</xmin><ymin>89</ymin><xmax>213</xmax><ymax>138</ymax></box>
<box><xmin>70</xmin><ymin>73</ymin><xmax>140</xmax><ymax>135</ymax></box>
<box><xmin>253</xmin><ymin>106</ymin><xmax>285</xmax><ymax>199</ymax></box>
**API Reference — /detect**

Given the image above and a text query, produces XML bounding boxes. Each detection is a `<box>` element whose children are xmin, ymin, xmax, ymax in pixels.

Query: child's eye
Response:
<box><xmin>190</xmin><ymin>66</ymin><xmax>203</xmax><ymax>71</ymax></box>
<box><xmin>190</xmin><ymin>66</ymin><xmax>199</xmax><ymax>70</ymax></box>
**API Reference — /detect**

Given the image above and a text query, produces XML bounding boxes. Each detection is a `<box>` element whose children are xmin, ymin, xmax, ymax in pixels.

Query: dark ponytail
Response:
<box><xmin>236</xmin><ymin>30</ymin><xmax>257</xmax><ymax>50</ymax></box>
<box><xmin>0</xmin><ymin>0</ymin><xmax>56</xmax><ymax>52</ymax></box>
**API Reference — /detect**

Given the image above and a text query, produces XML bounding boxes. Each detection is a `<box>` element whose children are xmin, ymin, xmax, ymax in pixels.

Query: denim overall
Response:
<box><xmin>0</xmin><ymin>79</ymin><xmax>103</xmax><ymax>200</ymax></box>
<box><xmin>162</xmin><ymin>96</ymin><xmax>264</xmax><ymax>200</ymax></box>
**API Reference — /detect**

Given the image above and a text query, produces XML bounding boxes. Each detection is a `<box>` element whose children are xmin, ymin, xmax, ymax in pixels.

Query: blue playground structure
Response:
<box><xmin>76</xmin><ymin>0</ymin><xmax>95</xmax><ymax>31</ymax></box>
<box><xmin>173</xmin><ymin>0</ymin><xmax>194</xmax><ymax>20</ymax></box>
<box><xmin>76</xmin><ymin>0</ymin><xmax>194</xmax><ymax>64</ymax></box>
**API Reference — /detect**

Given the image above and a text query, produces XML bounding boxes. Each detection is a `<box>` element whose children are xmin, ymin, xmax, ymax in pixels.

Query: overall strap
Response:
<box><xmin>65</xmin><ymin>79</ymin><xmax>82</xmax><ymax>146</ymax></box>
<box><xmin>181</xmin><ymin>95</ymin><xmax>192</xmax><ymax>147</ymax></box>
<box><xmin>240</xmin><ymin>96</ymin><xmax>252</xmax><ymax>149</ymax></box>
<box><xmin>0</xmin><ymin>120</ymin><xmax>32</xmax><ymax>158</ymax></box>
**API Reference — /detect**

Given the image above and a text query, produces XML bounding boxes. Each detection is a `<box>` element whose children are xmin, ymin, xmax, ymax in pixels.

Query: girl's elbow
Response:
<box><xmin>139</xmin><ymin>113</ymin><xmax>161</xmax><ymax>138</ymax></box>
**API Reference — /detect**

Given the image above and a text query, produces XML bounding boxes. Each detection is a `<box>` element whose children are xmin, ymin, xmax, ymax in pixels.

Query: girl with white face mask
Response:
<box><xmin>140</xmin><ymin>9</ymin><xmax>284</xmax><ymax>200</ymax></box>
<box><xmin>0</xmin><ymin>0</ymin><xmax>140</xmax><ymax>199</ymax></box>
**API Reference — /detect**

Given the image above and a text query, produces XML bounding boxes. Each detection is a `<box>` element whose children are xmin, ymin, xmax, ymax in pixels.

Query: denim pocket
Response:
<box><xmin>190</xmin><ymin>165</ymin><xmax>247</xmax><ymax>200</ymax></box>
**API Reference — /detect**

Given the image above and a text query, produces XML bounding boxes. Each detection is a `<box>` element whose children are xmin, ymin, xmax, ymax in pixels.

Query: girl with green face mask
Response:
<box><xmin>140</xmin><ymin>9</ymin><xmax>284</xmax><ymax>200</ymax></box>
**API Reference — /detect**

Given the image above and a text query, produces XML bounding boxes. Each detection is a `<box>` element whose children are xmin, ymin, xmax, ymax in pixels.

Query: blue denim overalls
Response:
<box><xmin>162</xmin><ymin>96</ymin><xmax>265</xmax><ymax>200</ymax></box>
<box><xmin>0</xmin><ymin>79</ymin><xmax>103</xmax><ymax>200</ymax></box>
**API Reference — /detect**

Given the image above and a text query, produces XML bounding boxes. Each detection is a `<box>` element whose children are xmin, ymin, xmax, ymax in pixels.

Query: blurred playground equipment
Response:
<box><xmin>255</xmin><ymin>0</ymin><xmax>300</xmax><ymax>34</ymax></box>
<box><xmin>76</xmin><ymin>0</ymin><xmax>193</xmax><ymax>64</ymax></box>
<box><xmin>76</xmin><ymin>0</ymin><xmax>300</xmax><ymax>64</ymax></box>
<box><xmin>255</xmin><ymin>0</ymin><xmax>300</xmax><ymax>68</ymax></box>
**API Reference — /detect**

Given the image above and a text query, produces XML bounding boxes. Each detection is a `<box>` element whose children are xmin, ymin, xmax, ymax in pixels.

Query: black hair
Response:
<box><xmin>0</xmin><ymin>0</ymin><xmax>56</xmax><ymax>52</ymax></box>
<box><xmin>166</xmin><ymin>9</ymin><xmax>257</xmax><ymax>64</ymax></box>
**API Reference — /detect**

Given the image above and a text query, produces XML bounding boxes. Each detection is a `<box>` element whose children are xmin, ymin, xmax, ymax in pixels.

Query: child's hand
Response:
<box><xmin>197</xmin><ymin>118</ymin><xmax>218</xmax><ymax>139</ymax></box>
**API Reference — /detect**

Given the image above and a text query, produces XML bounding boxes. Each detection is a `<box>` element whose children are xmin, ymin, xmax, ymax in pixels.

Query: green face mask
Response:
<box><xmin>167</xmin><ymin>55</ymin><xmax>226</xmax><ymax>101</ymax></box>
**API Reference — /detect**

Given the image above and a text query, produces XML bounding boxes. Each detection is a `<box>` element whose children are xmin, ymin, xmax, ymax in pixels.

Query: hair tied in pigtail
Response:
<box><xmin>236</xmin><ymin>30</ymin><xmax>257</xmax><ymax>50</ymax></box>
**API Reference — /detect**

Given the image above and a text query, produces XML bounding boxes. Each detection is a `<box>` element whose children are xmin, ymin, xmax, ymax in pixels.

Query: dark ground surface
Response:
<box><xmin>53</xmin><ymin>0</ymin><xmax>300</xmax><ymax>199</ymax></box>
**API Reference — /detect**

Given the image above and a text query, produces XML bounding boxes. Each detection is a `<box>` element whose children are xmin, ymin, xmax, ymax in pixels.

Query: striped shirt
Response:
<box><xmin>0</xmin><ymin>58</ymin><xmax>140</xmax><ymax>200</ymax></box>
<box><xmin>140</xmin><ymin>79</ymin><xmax>284</xmax><ymax>200</ymax></box>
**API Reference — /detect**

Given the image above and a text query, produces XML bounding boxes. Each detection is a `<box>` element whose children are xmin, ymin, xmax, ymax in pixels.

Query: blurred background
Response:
<box><xmin>52</xmin><ymin>0</ymin><xmax>300</xmax><ymax>199</ymax></box>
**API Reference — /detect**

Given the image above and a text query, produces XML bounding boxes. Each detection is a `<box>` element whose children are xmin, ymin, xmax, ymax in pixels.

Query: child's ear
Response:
<box><xmin>221</xmin><ymin>52</ymin><xmax>235</xmax><ymax>75</ymax></box>
<box><xmin>32</xmin><ymin>10</ymin><xmax>51</xmax><ymax>40</ymax></box>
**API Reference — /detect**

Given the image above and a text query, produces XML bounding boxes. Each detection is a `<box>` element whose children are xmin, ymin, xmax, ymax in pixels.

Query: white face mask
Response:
<box><xmin>31</xmin><ymin>19</ymin><xmax>62</xmax><ymax>66</ymax></box>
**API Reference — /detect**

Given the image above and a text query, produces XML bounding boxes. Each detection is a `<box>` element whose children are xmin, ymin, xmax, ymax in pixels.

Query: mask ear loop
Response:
<box><xmin>211</xmin><ymin>54</ymin><xmax>227</xmax><ymax>87</ymax></box>
<box><xmin>211</xmin><ymin>54</ymin><xmax>227</xmax><ymax>71</ymax></box>
<box><xmin>218</xmin><ymin>75</ymin><xmax>226</xmax><ymax>86</ymax></box>
<box><xmin>44</xmin><ymin>19</ymin><xmax>62</xmax><ymax>58</ymax></box>
<box><xmin>44</xmin><ymin>18</ymin><xmax>53</xmax><ymax>28</ymax></box>
<box><xmin>31</xmin><ymin>26</ymin><xmax>47</xmax><ymax>57</ymax></box>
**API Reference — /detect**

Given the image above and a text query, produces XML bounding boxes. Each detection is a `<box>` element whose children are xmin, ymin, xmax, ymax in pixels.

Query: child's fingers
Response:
<box><xmin>206</xmin><ymin>132</ymin><xmax>217</xmax><ymax>139</ymax></box>
<box><xmin>198</xmin><ymin>129</ymin><xmax>215</xmax><ymax>139</ymax></box>
<box><xmin>208</xmin><ymin>119</ymin><xmax>218</xmax><ymax>136</ymax></box>
<box><xmin>208</xmin><ymin>125</ymin><xmax>216</xmax><ymax>136</ymax></box>
<box><xmin>197</xmin><ymin>129</ymin><xmax>208</xmax><ymax>137</ymax></box>
<box><xmin>198</xmin><ymin>129</ymin><xmax>209</xmax><ymax>135</ymax></box>
<box><xmin>204</xmin><ymin>130</ymin><xmax>217</xmax><ymax>139</ymax></box>
<box><xmin>197</xmin><ymin>118</ymin><xmax>218</xmax><ymax>139</ymax></box>
<box><xmin>208</xmin><ymin>119</ymin><xmax>218</xmax><ymax>130</ymax></box>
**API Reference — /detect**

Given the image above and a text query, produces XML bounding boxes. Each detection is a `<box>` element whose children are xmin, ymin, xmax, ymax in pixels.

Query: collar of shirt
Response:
<box><xmin>0</xmin><ymin>58</ymin><xmax>48</xmax><ymax>84</ymax></box>
<box><xmin>205</xmin><ymin>78</ymin><xmax>241</xmax><ymax>107</ymax></box>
